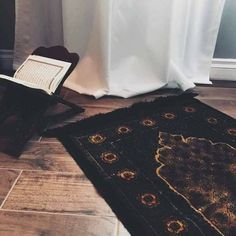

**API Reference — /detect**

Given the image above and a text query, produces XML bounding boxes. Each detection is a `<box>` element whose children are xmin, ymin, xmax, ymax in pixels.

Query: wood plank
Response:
<box><xmin>3</xmin><ymin>171</ymin><xmax>114</xmax><ymax>216</ymax></box>
<box><xmin>0</xmin><ymin>84</ymin><xmax>235</xmax><ymax>236</ymax></box>
<box><xmin>0</xmin><ymin>141</ymin><xmax>80</xmax><ymax>172</ymax></box>
<box><xmin>198</xmin><ymin>98</ymin><xmax>236</xmax><ymax>118</ymax></box>
<box><xmin>45</xmin><ymin>89</ymin><xmax>183</xmax><ymax>128</ymax></box>
<box><xmin>117</xmin><ymin>221</ymin><xmax>131</xmax><ymax>236</ymax></box>
<box><xmin>196</xmin><ymin>87</ymin><xmax>236</xmax><ymax>100</ymax></box>
<box><xmin>62</xmin><ymin>88</ymin><xmax>181</xmax><ymax>108</ymax></box>
<box><xmin>0</xmin><ymin>210</ymin><xmax>116</xmax><ymax>236</ymax></box>
<box><xmin>0</xmin><ymin>169</ymin><xmax>20</xmax><ymax>205</ymax></box>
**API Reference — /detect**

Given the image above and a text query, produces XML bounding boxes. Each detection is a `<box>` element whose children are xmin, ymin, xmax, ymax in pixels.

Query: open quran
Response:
<box><xmin>0</xmin><ymin>55</ymin><xmax>71</xmax><ymax>95</ymax></box>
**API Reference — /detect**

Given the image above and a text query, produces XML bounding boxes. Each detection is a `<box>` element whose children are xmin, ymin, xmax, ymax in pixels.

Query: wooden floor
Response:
<box><xmin>0</xmin><ymin>84</ymin><xmax>235</xmax><ymax>236</ymax></box>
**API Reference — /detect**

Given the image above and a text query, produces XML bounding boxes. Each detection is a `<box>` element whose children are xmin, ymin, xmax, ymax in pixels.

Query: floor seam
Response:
<box><xmin>0</xmin><ymin>168</ymin><xmax>82</xmax><ymax>174</ymax></box>
<box><xmin>0</xmin><ymin>167</ymin><xmax>25</xmax><ymax>171</ymax></box>
<box><xmin>0</xmin><ymin>208</ymin><xmax>115</xmax><ymax>218</ymax></box>
<box><xmin>0</xmin><ymin>170</ymin><xmax>23</xmax><ymax>209</ymax></box>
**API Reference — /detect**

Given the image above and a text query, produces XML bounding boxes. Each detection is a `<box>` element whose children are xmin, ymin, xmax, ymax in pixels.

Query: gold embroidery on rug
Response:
<box><xmin>166</xmin><ymin>219</ymin><xmax>186</xmax><ymax>234</ymax></box>
<box><xmin>140</xmin><ymin>118</ymin><xmax>156</xmax><ymax>127</ymax></box>
<box><xmin>155</xmin><ymin>132</ymin><xmax>236</xmax><ymax>235</ymax></box>
<box><xmin>227</xmin><ymin>128</ymin><xmax>236</xmax><ymax>136</ymax></box>
<box><xmin>207</xmin><ymin>117</ymin><xmax>218</xmax><ymax>124</ymax></box>
<box><xmin>162</xmin><ymin>113</ymin><xmax>176</xmax><ymax>120</ymax></box>
<box><xmin>117</xmin><ymin>169</ymin><xmax>137</xmax><ymax>181</ymax></box>
<box><xmin>183</xmin><ymin>106</ymin><xmax>196</xmax><ymax>113</ymax></box>
<box><xmin>88</xmin><ymin>134</ymin><xmax>106</xmax><ymax>144</ymax></box>
<box><xmin>117</xmin><ymin>126</ymin><xmax>132</xmax><ymax>134</ymax></box>
<box><xmin>100</xmin><ymin>152</ymin><xmax>119</xmax><ymax>164</ymax></box>
<box><xmin>139</xmin><ymin>193</ymin><xmax>159</xmax><ymax>208</ymax></box>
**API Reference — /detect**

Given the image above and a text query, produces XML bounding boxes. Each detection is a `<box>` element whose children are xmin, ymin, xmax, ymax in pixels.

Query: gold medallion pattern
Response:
<box><xmin>227</xmin><ymin>128</ymin><xmax>236</xmax><ymax>136</ymax></box>
<box><xmin>100</xmin><ymin>152</ymin><xmax>119</xmax><ymax>164</ymax></box>
<box><xmin>88</xmin><ymin>134</ymin><xmax>106</xmax><ymax>144</ymax></box>
<box><xmin>139</xmin><ymin>193</ymin><xmax>159</xmax><ymax>207</ymax></box>
<box><xmin>166</xmin><ymin>220</ymin><xmax>186</xmax><ymax>234</ymax></box>
<box><xmin>207</xmin><ymin>117</ymin><xmax>218</xmax><ymax>124</ymax></box>
<box><xmin>117</xmin><ymin>169</ymin><xmax>137</xmax><ymax>181</ymax></box>
<box><xmin>162</xmin><ymin>113</ymin><xmax>176</xmax><ymax>120</ymax></box>
<box><xmin>117</xmin><ymin>126</ymin><xmax>132</xmax><ymax>134</ymax></box>
<box><xmin>183</xmin><ymin>106</ymin><xmax>196</xmax><ymax>113</ymax></box>
<box><xmin>141</xmin><ymin>118</ymin><xmax>156</xmax><ymax>127</ymax></box>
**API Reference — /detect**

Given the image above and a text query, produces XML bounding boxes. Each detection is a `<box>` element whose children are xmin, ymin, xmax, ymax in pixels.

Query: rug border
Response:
<box><xmin>59</xmin><ymin>135</ymin><xmax>161</xmax><ymax>236</ymax></box>
<box><xmin>44</xmin><ymin>93</ymin><xmax>235</xmax><ymax>138</ymax></box>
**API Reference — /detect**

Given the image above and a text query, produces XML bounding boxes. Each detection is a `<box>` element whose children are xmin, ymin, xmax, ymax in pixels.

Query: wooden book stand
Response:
<box><xmin>0</xmin><ymin>46</ymin><xmax>84</xmax><ymax>157</ymax></box>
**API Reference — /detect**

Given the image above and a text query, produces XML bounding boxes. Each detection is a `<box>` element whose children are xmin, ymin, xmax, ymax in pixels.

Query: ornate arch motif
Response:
<box><xmin>155</xmin><ymin>132</ymin><xmax>236</xmax><ymax>235</ymax></box>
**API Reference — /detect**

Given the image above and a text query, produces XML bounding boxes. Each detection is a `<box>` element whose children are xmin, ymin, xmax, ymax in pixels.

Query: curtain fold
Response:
<box><xmin>14</xmin><ymin>0</ymin><xmax>225</xmax><ymax>98</ymax></box>
<box><xmin>168</xmin><ymin>0</ymin><xmax>225</xmax><ymax>86</ymax></box>
<box><xmin>14</xmin><ymin>0</ymin><xmax>63</xmax><ymax>68</ymax></box>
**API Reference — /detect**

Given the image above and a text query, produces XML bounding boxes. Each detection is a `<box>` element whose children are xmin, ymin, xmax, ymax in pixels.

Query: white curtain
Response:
<box><xmin>14</xmin><ymin>0</ymin><xmax>63</xmax><ymax>68</ymax></box>
<box><xmin>14</xmin><ymin>0</ymin><xmax>225</xmax><ymax>98</ymax></box>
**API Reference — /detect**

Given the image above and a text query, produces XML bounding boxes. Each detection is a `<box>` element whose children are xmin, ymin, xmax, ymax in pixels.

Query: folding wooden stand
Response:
<box><xmin>32</xmin><ymin>46</ymin><xmax>83</xmax><ymax>112</ymax></box>
<box><xmin>0</xmin><ymin>46</ymin><xmax>84</xmax><ymax>157</ymax></box>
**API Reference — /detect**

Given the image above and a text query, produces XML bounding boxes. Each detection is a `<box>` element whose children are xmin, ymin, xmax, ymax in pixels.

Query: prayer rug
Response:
<box><xmin>47</xmin><ymin>94</ymin><xmax>236</xmax><ymax>236</ymax></box>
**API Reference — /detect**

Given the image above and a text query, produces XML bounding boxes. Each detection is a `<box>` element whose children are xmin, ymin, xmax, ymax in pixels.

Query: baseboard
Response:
<box><xmin>211</xmin><ymin>58</ymin><xmax>236</xmax><ymax>81</ymax></box>
<box><xmin>0</xmin><ymin>49</ymin><xmax>14</xmax><ymax>71</ymax></box>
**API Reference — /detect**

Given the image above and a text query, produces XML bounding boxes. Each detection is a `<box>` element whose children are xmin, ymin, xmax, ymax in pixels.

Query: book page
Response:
<box><xmin>13</xmin><ymin>55</ymin><xmax>71</xmax><ymax>94</ymax></box>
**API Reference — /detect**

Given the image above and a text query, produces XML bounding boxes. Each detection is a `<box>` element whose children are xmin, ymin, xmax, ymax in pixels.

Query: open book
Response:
<box><xmin>0</xmin><ymin>55</ymin><xmax>71</xmax><ymax>95</ymax></box>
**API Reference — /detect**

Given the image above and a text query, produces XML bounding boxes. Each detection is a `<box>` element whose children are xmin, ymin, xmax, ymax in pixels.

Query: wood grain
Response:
<box><xmin>0</xmin><ymin>142</ymin><xmax>80</xmax><ymax>172</ymax></box>
<box><xmin>0</xmin><ymin>211</ymin><xmax>116</xmax><ymax>236</ymax></box>
<box><xmin>117</xmin><ymin>221</ymin><xmax>131</xmax><ymax>236</ymax></box>
<box><xmin>3</xmin><ymin>171</ymin><xmax>114</xmax><ymax>216</ymax></box>
<box><xmin>196</xmin><ymin>87</ymin><xmax>236</xmax><ymax>100</ymax></box>
<box><xmin>46</xmin><ymin>88</ymin><xmax>183</xmax><ymax>128</ymax></box>
<box><xmin>49</xmin><ymin>86</ymin><xmax>236</xmax><ymax>126</ymax></box>
<box><xmin>198</xmin><ymin>98</ymin><xmax>236</xmax><ymax>118</ymax></box>
<box><xmin>0</xmin><ymin>169</ymin><xmax>20</xmax><ymax>205</ymax></box>
<box><xmin>0</xmin><ymin>84</ymin><xmax>236</xmax><ymax>236</ymax></box>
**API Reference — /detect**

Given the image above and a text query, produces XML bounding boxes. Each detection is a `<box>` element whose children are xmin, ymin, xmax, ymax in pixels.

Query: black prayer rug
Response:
<box><xmin>47</xmin><ymin>94</ymin><xmax>236</xmax><ymax>236</ymax></box>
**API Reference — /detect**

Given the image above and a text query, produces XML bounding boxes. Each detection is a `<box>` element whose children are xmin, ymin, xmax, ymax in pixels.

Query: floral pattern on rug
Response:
<box><xmin>156</xmin><ymin>132</ymin><xmax>236</xmax><ymax>235</ymax></box>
